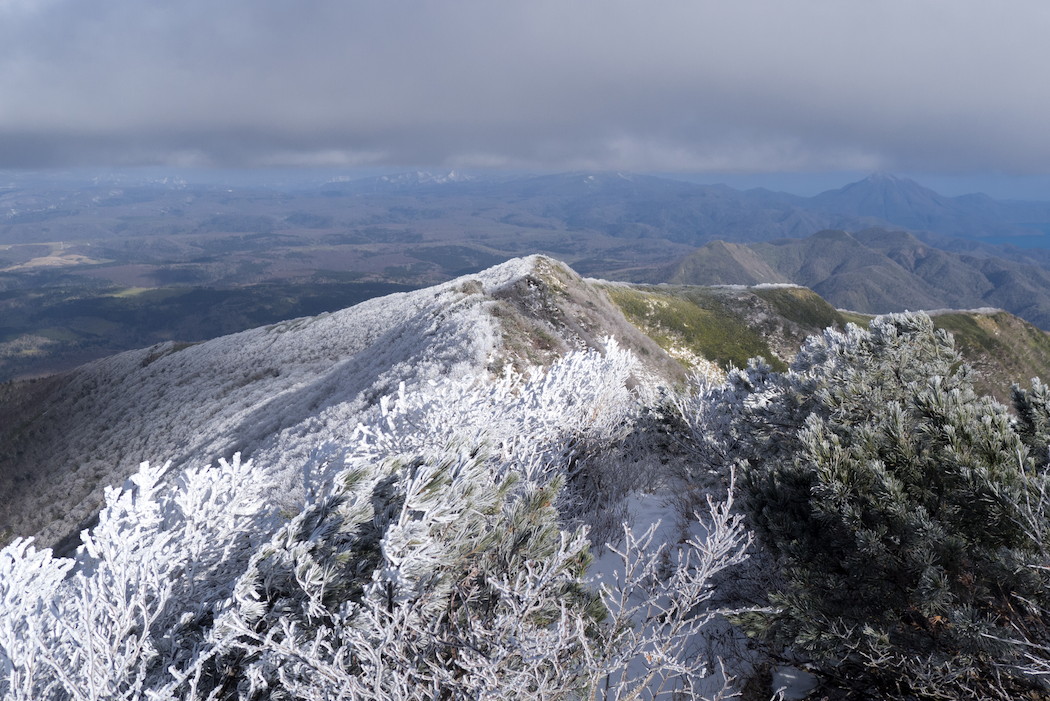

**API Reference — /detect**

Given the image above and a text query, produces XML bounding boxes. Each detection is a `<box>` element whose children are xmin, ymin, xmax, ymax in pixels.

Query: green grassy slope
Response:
<box><xmin>605</xmin><ymin>280</ymin><xmax>1050</xmax><ymax>402</ymax></box>
<box><xmin>605</xmin><ymin>284</ymin><xmax>862</xmax><ymax>374</ymax></box>
<box><xmin>930</xmin><ymin>310</ymin><xmax>1050</xmax><ymax>401</ymax></box>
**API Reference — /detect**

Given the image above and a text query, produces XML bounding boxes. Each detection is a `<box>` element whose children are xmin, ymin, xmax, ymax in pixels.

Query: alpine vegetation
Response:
<box><xmin>0</xmin><ymin>340</ymin><xmax>752</xmax><ymax>700</ymax></box>
<box><xmin>8</xmin><ymin>253</ymin><xmax>1050</xmax><ymax>700</ymax></box>
<box><xmin>681</xmin><ymin>312</ymin><xmax>1050</xmax><ymax>699</ymax></box>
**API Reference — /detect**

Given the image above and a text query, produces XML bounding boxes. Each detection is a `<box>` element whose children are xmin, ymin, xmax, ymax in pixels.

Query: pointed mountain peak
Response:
<box><xmin>837</xmin><ymin>172</ymin><xmax>930</xmax><ymax>195</ymax></box>
<box><xmin>865</xmin><ymin>171</ymin><xmax>905</xmax><ymax>183</ymax></box>
<box><xmin>809</xmin><ymin>174</ymin><xmax>959</xmax><ymax>231</ymax></box>
<box><xmin>863</xmin><ymin>171</ymin><xmax>899</xmax><ymax>183</ymax></box>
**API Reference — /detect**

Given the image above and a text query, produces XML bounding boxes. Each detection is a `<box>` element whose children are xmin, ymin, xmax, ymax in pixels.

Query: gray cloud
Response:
<box><xmin>1</xmin><ymin>0</ymin><xmax>1048</xmax><ymax>174</ymax></box>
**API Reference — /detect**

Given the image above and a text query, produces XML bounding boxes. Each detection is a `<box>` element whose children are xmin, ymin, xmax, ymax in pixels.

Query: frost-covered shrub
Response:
<box><xmin>0</xmin><ymin>341</ymin><xmax>752</xmax><ymax>700</ymax></box>
<box><xmin>299</xmin><ymin>339</ymin><xmax>647</xmax><ymax>538</ymax></box>
<box><xmin>0</xmin><ymin>455</ymin><xmax>270</xmax><ymax>700</ymax></box>
<box><xmin>174</xmin><ymin>449</ymin><xmax>750</xmax><ymax>700</ymax></box>
<box><xmin>685</xmin><ymin>312</ymin><xmax>1050</xmax><ymax>698</ymax></box>
<box><xmin>181</xmin><ymin>447</ymin><xmax>600</xmax><ymax>699</ymax></box>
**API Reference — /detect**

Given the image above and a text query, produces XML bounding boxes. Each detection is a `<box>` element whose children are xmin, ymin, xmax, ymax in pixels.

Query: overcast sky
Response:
<box><xmin>2</xmin><ymin>1</ymin><xmax>1049</xmax><ymax>191</ymax></box>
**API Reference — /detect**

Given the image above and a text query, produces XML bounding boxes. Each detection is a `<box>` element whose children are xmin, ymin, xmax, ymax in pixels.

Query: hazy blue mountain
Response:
<box><xmin>807</xmin><ymin>173</ymin><xmax>1050</xmax><ymax>240</ymax></box>
<box><xmin>5</xmin><ymin>167</ymin><xmax>1050</xmax><ymax>254</ymax></box>
<box><xmin>810</xmin><ymin>173</ymin><xmax>1001</xmax><ymax>235</ymax></box>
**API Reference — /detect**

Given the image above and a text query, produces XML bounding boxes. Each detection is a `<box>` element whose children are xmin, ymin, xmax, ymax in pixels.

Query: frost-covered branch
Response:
<box><xmin>586</xmin><ymin>474</ymin><xmax>753</xmax><ymax>700</ymax></box>
<box><xmin>0</xmin><ymin>341</ymin><xmax>755</xmax><ymax>699</ymax></box>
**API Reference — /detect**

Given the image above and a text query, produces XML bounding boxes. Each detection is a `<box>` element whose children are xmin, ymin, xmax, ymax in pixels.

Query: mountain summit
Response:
<box><xmin>0</xmin><ymin>256</ymin><xmax>676</xmax><ymax>550</ymax></box>
<box><xmin>809</xmin><ymin>173</ymin><xmax>1024</xmax><ymax>237</ymax></box>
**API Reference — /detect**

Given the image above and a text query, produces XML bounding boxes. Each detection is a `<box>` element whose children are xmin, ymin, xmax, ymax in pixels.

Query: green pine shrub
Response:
<box><xmin>691</xmin><ymin>313</ymin><xmax>1050</xmax><ymax>698</ymax></box>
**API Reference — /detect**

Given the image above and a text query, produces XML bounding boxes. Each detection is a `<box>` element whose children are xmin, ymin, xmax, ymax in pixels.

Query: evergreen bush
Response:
<box><xmin>687</xmin><ymin>313</ymin><xmax>1050</xmax><ymax>698</ymax></box>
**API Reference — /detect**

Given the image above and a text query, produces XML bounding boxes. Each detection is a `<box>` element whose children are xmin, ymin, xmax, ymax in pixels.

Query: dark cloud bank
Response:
<box><xmin>1</xmin><ymin>1</ymin><xmax>1049</xmax><ymax>181</ymax></box>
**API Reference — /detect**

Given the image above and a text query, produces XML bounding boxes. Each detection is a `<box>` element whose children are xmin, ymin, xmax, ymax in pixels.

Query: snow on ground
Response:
<box><xmin>3</xmin><ymin>256</ymin><xmax>543</xmax><ymax>546</ymax></box>
<box><xmin>751</xmin><ymin>282</ymin><xmax>803</xmax><ymax>290</ymax></box>
<box><xmin>0</xmin><ymin>253</ymin><xmax>783</xmax><ymax>698</ymax></box>
<box><xmin>925</xmin><ymin>306</ymin><xmax>1003</xmax><ymax>316</ymax></box>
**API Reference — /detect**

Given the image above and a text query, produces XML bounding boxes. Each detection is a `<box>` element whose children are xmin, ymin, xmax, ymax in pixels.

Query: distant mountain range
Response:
<box><xmin>4</xmin><ymin>169</ymin><xmax>1050</xmax><ymax>251</ymax></box>
<box><xmin>666</xmin><ymin>228</ymin><xmax>1050</xmax><ymax>329</ymax></box>
<box><xmin>4</xmin><ymin>168</ymin><xmax>1050</xmax><ymax>380</ymax></box>
<box><xmin>323</xmin><ymin>169</ymin><xmax>1050</xmax><ymax>245</ymax></box>
<box><xmin>809</xmin><ymin>173</ymin><xmax>1050</xmax><ymax>240</ymax></box>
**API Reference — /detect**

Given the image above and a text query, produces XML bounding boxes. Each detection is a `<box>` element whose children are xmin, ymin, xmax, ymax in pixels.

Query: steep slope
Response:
<box><xmin>0</xmin><ymin>256</ymin><xmax>678</xmax><ymax>550</ymax></box>
<box><xmin>0</xmin><ymin>307</ymin><xmax>754</xmax><ymax>700</ymax></box>
<box><xmin>928</xmin><ymin>309</ymin><xmax>1050</xmax><ymax>400</ymax></box>
<box><xmin>604</xmin><ymin>283</ymin><xmax>856</xmax><ymax>373</ymax></box>
<box><xmin>665</xmin><ymin>240</ymin><xmax>788</xmax><ymax>286</ymax></box>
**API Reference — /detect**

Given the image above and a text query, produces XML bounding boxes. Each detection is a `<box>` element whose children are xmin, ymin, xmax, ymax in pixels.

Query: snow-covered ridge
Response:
<box><xmin>0</xmin><ymin>255</ymin><xmax>676</xmax><ymax>550</ymax></box>
<box><xmin>709</xmin><ymin>282</ymin><xmax>804</xmax><ymax>291</ymax></box>
<box><xmin>0</xmin><ymin>253</ymin><xmax>759</xmax><ymax>698</ymax></box>
<box><xmin>377</xmin><ymin>169</ymin><xmax>474</xmax><ymax>185</ymax></box>
<box><xmin>327</xmin><ymin>169</ymin><xmax>478</xmax><ymax>189</ymax></box>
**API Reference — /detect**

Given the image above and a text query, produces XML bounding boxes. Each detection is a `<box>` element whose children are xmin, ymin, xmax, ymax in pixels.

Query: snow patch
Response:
<box><xmin>751</xmin><ymin>282</ymin><xmax>803</xmax><ymax>290</ymax></box>
<box><xmin>925</xmin><ymin>306</ymin><xmax>1003</xmax><ymax>316</ymax></box>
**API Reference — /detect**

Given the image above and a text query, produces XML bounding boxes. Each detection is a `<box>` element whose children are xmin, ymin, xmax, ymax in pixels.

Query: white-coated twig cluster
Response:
<box><xmin>0</xmin><ymin>340</ymin><xmax>752</xmax><ymax>700</ymax></box>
